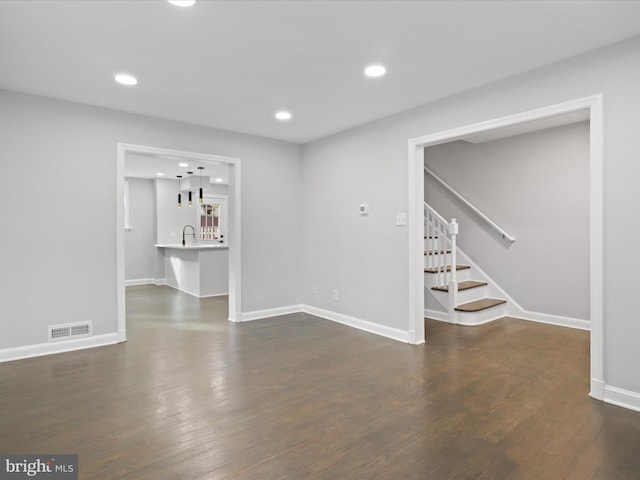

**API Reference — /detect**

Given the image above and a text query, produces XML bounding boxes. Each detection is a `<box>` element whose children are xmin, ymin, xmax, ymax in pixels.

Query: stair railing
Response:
<box><xmin>425</xmin><ymin>202</ymin><xmax>458</xmax><ymax>322</ymax></box>
<box><xmin>424</xmin><ymin>166</ymin><xmax>515</xmax><ymax>243</ymax></box>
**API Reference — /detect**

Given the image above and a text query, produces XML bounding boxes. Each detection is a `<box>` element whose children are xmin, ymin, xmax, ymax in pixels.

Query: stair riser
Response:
<box><xmin>424</xmin><ymin>268</ymin><xmax>471</xmax><ymax>286</ymax></box>
<box><xmin>430</xmin><ymin>284</ymin><xmax>488</xmax><ymax>309</ymax></box>
<box><xmin>454</xmin><ymin>304</ymin><xmax>507</xmax><ymax>326</ymax></box>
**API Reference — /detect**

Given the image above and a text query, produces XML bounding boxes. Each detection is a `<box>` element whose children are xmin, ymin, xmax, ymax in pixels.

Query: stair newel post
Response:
<box><xmin>448</xmin><ymin>218</ymin><xmax>459</xmax><ymax>323</ymax></box>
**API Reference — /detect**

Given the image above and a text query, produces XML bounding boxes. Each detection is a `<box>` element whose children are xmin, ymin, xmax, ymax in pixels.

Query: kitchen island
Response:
<box><xmin>155</xmin><ymin>244</ymin><xmax>228</xmax><ymax>297</ymax></box>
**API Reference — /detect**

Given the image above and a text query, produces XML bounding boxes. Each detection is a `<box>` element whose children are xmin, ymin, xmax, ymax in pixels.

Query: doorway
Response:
<box><xmin>116</xmin><ymin>143</ymin><xmax>242</xmax><ymax>342</ymax></box>
<box><xmin>407</xmin><ymin>95</ymin><xmax>604</xmax><ymax>401</ymax></box>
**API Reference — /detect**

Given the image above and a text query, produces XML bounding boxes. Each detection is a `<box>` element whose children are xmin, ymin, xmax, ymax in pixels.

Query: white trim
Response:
<box><xmin>424</xmin><ymin>309</ymin><xmax>448</xmax><ymax>323</ymax></box>
<box><xmin>409</xmin><ymin>94</ymin><xmax>604</xmax><ymax>400</ymax></box>
<box><xmin>303</xmin><ymin>305</ymin><xmax>410</xmax><ymax>343</ymax></box>
<box><xmin>425</xmin><ymin>307</ymin><xmax>588</xmax><ymax>331</ymax></box>
<box><xmin>237</xmin><ymin>305</ymin><xmax>303</xmax><ymax>322</ymax></box>
<box><xmin>588</xmin><ymin>95</ymin><xmax>604</xmax><ymax>401</ymax></box>
<box><xmin>125</xmin><ymin>278</ymin><xmax>156</xmax><ymax>286</ymax></box>
<box><xmin>237</xmin><ymin>304</ymin><xmax>412</xmax><ymax>343</ymax></box>
<box><xmin>590</xmin><ymin>378</ymin><xmax>605</xmax><ymax>402</ymax></box>
<box><xmin>0</xmin><ymin>333</ymin><xmax>119</xmax><ymax>363</ymax></box>
<box><xmin>515</xmin><ymin>311</ymin><xmax>589</xmax><ymax>331</ymax></box>
<box><xmin>117</xmin><ymin>143</ymin><xmax>243</xmax><ymax>336</ymax></box>
<box><xmin>408</xmin><ymin>144</ymin><xmax>425</xmax><ymax>344</ymax></box>
<box><xmin>117</xmin><ymin>144</ymin><xmax>126</xmax><ymax>342</ymax></box>
<box><xmin>124</xmin><ymin>179</ymin><xmax>132</xmax><ymax>230</ymax></box>
<box><xmin>604</xmin><ymin>385</ymin><xmax>640</xmax><ymax>413</ymax></box>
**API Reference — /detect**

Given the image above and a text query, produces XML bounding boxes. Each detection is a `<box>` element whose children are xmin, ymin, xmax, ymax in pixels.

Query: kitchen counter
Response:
<box><xmin>155</xmin><ymin>243</ymin><xmax>228</xmax><ymax>250</ymax></box>
<box><xmin>156</xmin><ymin>244</ymin><xmax>228</xmax><ymax>297</ymax></box>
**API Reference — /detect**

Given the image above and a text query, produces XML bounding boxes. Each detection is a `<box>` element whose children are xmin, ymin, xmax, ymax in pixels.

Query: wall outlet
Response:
<box><xmin>332</xmin><ymin>289</ymin><xmax>339</xmax><ymax>301</ymax></box>
<box><xmin>396</xmin><ymin>212</ymin><xmax>407</xmax><ymax>226</ymax></box>
<box><xmin>359</xmin><ymin>203</ymin><xmax>369</xmax><ymax>216</ymax></box>
<box><xmin>312</xmin><ymin>284</ymin><xmax>317</xmax><ymax>295</ymax></box>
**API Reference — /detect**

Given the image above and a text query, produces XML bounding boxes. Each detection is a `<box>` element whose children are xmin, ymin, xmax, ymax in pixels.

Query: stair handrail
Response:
<box><xmin>424</xmin><ymin>165</ymin><xmax>516</xmax><ymax>243</ymax></box>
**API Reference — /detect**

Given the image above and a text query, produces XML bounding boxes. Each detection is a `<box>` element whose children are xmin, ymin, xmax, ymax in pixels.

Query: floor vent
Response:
<box><xmin>48</xmin><ymin>321</ymin><xmax>92</xmax><ymax>342</ymax></box>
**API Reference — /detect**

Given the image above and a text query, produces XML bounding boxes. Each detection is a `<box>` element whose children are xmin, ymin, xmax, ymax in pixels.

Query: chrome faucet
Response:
<box><xmin>182</xmin><ymin>225</ymin><xmax>196</xmax><ymax>246</ymax></box>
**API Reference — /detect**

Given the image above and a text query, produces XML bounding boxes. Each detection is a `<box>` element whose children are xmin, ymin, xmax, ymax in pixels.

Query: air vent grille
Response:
<box><xmin>48</xmin><ymin>321</ymin><xmax>92</xmax><ymax>342</ymax></box>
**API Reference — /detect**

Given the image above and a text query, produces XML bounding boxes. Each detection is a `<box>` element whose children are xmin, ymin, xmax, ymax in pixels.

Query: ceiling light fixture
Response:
<box><xmin>114</xmin><ymin>73</ymin><xmax>138</xmax><ymax>86</ymax></box>
<box><xmin>187</xmin><ymin>171</ymin><xmax>193</xmax><ymax>206</ymax></box>
<box><xmin>198</xmin><ymin>166</ymin><xmax>204</xmax><ymax>204</ymax></box>
<box><xmin>178</xmin><ymin>162</ymin><xmax>189</xmax><ymax>167</ymax></box>
<box><xmin>215</xmin><ymin>178</ymin><xmax>223</xmax><ymax>183</ymax></box>
<box><xmin>167</xmin><ymin>0</ymin><xmax>196</xmax><ymax>7</ymax></box>
<box><xmin>155</xmin><ymin>172</ymin><xmax>165</xmax><ymax>176</ymax></box>
<box><xmin>275</xmin><ymin>111</ymin><xmax>292</xmax><ymax>121</ymax></box>
<box><xmin>176</xmin><ymin>175</ymin><xmax>182</xmax><ymax>208</ymax></box>
<box><xmin>364</xmin><ymin>65</ymin><xmax>386</xmax><ymax>77</ymax></box>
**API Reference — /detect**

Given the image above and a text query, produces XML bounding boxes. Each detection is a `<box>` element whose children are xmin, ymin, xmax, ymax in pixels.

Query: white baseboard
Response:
<box><xmin>237</xmin><ymin>304</ymin><xmax>410</xmax><ymax>343</ymax></box>
<box><xmin>424</xmin><ymin>309</ymin><xmax>449</xmax><ymax>323</ymax></box>
<box><xmin>126</xmin><ymin>278</ymin><xmax>154</xmax><ymax>286</ymax></box>
<box><xmin>303</xmin><ymin>305</ymin><xmax>409</xmax><ymax>343</ymax></box>
<box><xmin>237</xmin><ymin>305</ymin><xmax>303</xmax><ymax>322</ymax></box>
<box><xmin>590</xmin><ymin>378</ymin><xmax>605</xmax><ymax>401</ymax></box>
<box><xmin>0</xmin><ymin>333</ymin><xmax>119</xmax><ymax>363</ymax></box>
<box><xmin>516</xmin><ymin>310</ymin><xmax>590</xmax><ymax>331</ymax></box>
<box><xmin>117</xmin><ymin>329</ymin><xmax>127</xmax><ymax>343</ymax></box>
<box><xmin>604</xmin><ymin>384</ymin><xmax>640</xmax><ymax>413</ymax></box>
<box><xmin>125</xmin><ymin>278</ymin><xmax>165</xmax><ymax>286</ymax></box>
<box><xmin>425</xmin><ymin>308</ymin><xmax>589</xmax><ymax>331</ymax></box>
<box><xmin>199</xmin><ymin>292</ymin><xmax>229</xmax><ymax>298</ymax></box>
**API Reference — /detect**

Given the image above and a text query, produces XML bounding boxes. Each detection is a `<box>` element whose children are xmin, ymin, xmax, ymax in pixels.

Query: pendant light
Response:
<box><xmin>176</xmin><ymin>175</ymin><xmax>182</xmax><ymax>208</ymax></box>
<box><xmin>198</xmin><ymin>166</ymin><xmax>205</xmax><ymax>204</ymax></box>
<box><xmin>187</xmin><ymin>171</ymin><xmax>193</xmax><ymax>206</ymax></box>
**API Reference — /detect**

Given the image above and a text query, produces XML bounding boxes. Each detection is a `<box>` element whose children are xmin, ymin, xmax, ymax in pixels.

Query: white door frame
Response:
<box><xmin>407</xmin><ymin>94</ymin><xmax>604</xmax><ymax>401</ymax></box>
<box><xmin>116</xmin><ymin>143</ymin><xmax>243</xmax><ymax>341</ymax></box>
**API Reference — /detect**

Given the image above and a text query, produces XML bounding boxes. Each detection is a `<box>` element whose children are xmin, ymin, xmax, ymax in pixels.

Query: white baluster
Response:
<box><xmin>448</xmin><ymin>218</ymin><xmax>458</xmax><ymax>323</ymax></box>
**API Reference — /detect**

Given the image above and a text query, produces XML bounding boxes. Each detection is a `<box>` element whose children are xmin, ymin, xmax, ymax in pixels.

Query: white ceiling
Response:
<box><xmin>1</xmin><ymin>1</ymin><xmax>640</xmax><ymax>144</ymax></box>
<box><xmin>124</xmin><ymin>152</ymin><xmax>229</xmax><ymax>183</ymax></box>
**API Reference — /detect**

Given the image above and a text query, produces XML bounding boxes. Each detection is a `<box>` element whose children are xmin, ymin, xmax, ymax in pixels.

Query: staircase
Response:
<box><xmin>424</xmin><ymin>202</ymin><xmax>507</xmax><ymax>325</ymax></box>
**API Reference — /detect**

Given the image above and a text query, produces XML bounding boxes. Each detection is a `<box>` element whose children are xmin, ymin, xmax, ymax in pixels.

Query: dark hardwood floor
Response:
<box><xmin>2</xmin><ymin>284</ymin><xmax>640</xmax><ymax>479</ymax></box>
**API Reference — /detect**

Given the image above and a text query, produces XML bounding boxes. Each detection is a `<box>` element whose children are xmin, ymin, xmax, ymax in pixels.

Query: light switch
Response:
<box><xmin>396</xmin><ymin>212</ymin><xmax>407</xmax><ymax>226</ymax></box>
<box><xmin>359</xmin><ymin>203</ymin><xmax>370</xmax><ymax>216</ymax></box>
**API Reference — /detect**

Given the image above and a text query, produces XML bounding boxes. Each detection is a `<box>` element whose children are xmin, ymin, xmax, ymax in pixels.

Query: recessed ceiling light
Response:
<box><xmin>167</xmin><ymin>0</ymin><xmax>196</xmax><ymax>6</ymax></box>
<box><xmin>275</xmin><ymin>111</ymin><xmax>292</xmax><ymax>121</ymax></box>
<box><xmin>215</xmin><ymin>178</ymin><xmax>223</xmax><ymax>183</ymax></box>
<box><xmin>364</xmin><ymin>65</ymin><xmax>386</xmax><ymax>77</ymax></box>
<box><xmin>115</xmin><ymin>73</ymin><xmax>138</xmax><ymax>86</ymax></box>
<box><xmin>155</xmin><ymin>172</ymin><xmax>165</xmax><ymax>176</ymax></box>
<box><xmin>178</xmin><ymin>162</ymin><xmax>189</xmax><ymax>167</ymax></box>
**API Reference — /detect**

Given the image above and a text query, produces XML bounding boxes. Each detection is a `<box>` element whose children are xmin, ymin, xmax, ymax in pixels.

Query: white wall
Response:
<box><xmin>424</xmin><ymin>122</ymin><xmax>590</xmax><ymax>320</ymax></box>
<box><xmin>124</xmin><ymin>177</ymin><xmax>157</xmax><ymax>282</ymax></box>
<box><xmin>0</xmin><ymin>89</ymin><xmax>302</xmax><ymax>349</ymax></box>
<box><xmin>302</xmin><ymin>36</ymin><xmax>640</xmax><ymax>396</ymax></box>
